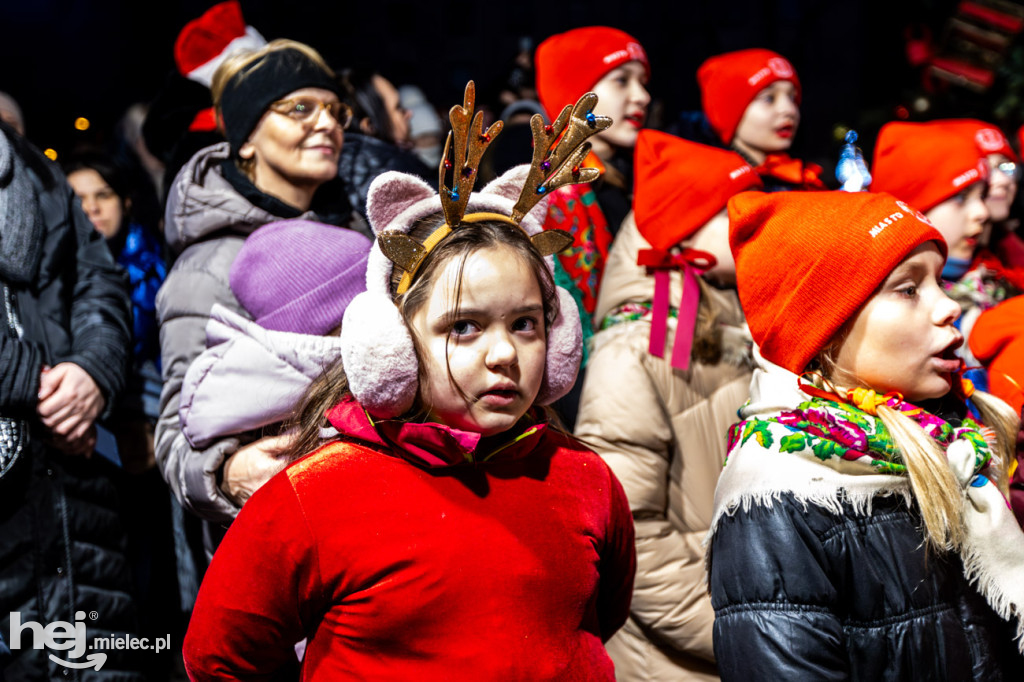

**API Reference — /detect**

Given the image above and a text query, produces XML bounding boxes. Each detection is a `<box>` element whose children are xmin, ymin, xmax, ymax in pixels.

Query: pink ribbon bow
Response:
<box><xmin>636</xmin><ymin>248</ymin><xmax>717</xmax><ymax>371</ymax></box>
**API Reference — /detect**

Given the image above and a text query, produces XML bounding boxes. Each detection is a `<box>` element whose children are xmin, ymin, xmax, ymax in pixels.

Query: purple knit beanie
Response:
<box><xmin>229</xmin><ymin>220</ymin><xmax>372</xmax><ymax>335</ymax></box>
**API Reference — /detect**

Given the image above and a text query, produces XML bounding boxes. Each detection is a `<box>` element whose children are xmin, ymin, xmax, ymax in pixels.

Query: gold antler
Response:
<box><xmin>377</xmin><ymin>84</ymin><xmax>609</xmax><ymax>293</ymax></box>
<box><xmin>511</xmin><ymin>92</ymin><xmax>611</xmax><ymax>225</ymax></box>
<box><xmin>439</xmin><ymin>81</ymin><xmax>503</xmax><ymax>227</ymax></box>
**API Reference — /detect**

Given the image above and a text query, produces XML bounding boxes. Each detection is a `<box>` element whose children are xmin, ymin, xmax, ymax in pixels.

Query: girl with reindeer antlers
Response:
<box><xmin>182</xmin><ymin>83</ymin><xmax>636</xmax><ymax>681</ymax></box>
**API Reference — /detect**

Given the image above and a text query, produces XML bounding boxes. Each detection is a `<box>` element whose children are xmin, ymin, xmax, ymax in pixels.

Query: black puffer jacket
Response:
<box><xmin>0</xmin><ymin>125</ymin><xmax>141</xmax><ymax>681</ymax></box>
<box><xmin>710</xmin><ymin>493</ymin><xmax>1024</xmax><ymax>680</ymax></box>
<box><xmin>336</xmin><ymin>132</ymin><xmax>432</xmax><ymax>225</ymax></box>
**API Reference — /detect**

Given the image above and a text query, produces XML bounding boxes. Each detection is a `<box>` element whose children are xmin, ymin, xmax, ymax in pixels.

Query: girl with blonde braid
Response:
<box><xmin>708</xmin><ymin>190</ymin><xmax>1024</xmax><ymax>680</ymax></box>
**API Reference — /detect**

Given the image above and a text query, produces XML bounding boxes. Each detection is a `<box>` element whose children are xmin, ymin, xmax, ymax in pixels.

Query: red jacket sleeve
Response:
<box><xmin>598</xmin><ymin>463</ymin><xmax>637</xmax><ymax>642</ymax></box>
<box><xmin>183</xmin><ymin>470</ymin><xmax>325</xmax><ymax>680</ymax></box>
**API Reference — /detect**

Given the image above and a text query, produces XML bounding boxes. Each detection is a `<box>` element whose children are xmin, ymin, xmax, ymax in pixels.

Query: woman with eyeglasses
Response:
<box><xmin>155</xmin><ymin>39</ymin><xmax>372</xmax><ymax>555</ymax></box>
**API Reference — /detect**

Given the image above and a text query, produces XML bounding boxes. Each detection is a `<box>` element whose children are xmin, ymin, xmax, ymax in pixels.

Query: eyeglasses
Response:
<box><xmin>268</xmin><ymin>97</ymin><xmax>353</xmax><ymax>127</ymax></box>
<box><xmin>994</xmin><ymin>160</ymin><xmax>1020</xmax><ymax>181</ymax></box>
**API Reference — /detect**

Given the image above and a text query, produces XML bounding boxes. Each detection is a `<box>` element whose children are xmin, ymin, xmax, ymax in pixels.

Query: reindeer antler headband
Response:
<box><xmin>378</xmin><ymin>81</ymin><xmax>611</xmax><ymax>294</ymax></box>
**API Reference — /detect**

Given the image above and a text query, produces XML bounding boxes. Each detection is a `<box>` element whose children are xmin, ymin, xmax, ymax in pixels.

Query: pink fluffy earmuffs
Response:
<box><xmin>339</xmin><ymin>166</ymin><xmax>583</xmax><ymax>419</ymax></box>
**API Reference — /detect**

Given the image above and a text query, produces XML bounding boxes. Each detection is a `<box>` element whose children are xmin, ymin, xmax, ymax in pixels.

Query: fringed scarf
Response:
<box><xmin>711</xmin><ymin>391</ymin><xmax>1024</xmax><ymax>652</ymax></box>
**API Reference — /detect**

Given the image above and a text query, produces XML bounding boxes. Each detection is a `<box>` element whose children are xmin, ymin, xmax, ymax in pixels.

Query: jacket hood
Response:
<box><xmin>324</xmin><ymin>397</ymin><xmax>549</xmax><ymax>467</ymax></box>
<box><xmin>178</xmin><ymin>304</ymin><xmax>344</xmax><ymax>448</ymax></box>
<box><xmin>164</xmin><ymin>143</ymin><xmax>317</xmax><ymax>255</ymax></box>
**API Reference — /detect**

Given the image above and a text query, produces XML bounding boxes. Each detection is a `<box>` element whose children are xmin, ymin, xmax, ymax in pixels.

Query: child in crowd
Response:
<box><xmin>871</xmin><ymin>120</ymin><xmax>1020</xmax><ymax>367</ymax></box>
<box><xmin>708</xmin><ymin>190</ymin><xmax>1024</xmax><ymax>679</ymax></box>
<box><xmin>533</xmin><ymin>25</ymin><xmax>651</xmax><ymax>428</ymax></box>
<box><xmin>874</xmin><ymin>120</ymin><xmax>1024</xmax><ymax>527</ymax></box>
<box><xmin>947</xmin><ymin>119</ymin><xmax>1024</xmax><ymax>287</ymax></box>
<box><xmin>534</xmin><ymin>25</ymin><xmax>650</xmax><ymax>317</ymax></box>
<box><xmin>698</xmin><ymin>48</ymin><xmax>826</xmax><ymax>191</ymax></box>
<box><xmin>182</xmin><ymin>86</ymin><xmax>636</xmax><ymax>680</ymax></box>
<box><xmin>576</xmin><ymin>131</ymin><xmax>761</xmax><ymax>681</ymax></box>
<box><xmin>177</xmin><ymin>220</ymin><xmax>371</xmax><ymax>506</ymax></box>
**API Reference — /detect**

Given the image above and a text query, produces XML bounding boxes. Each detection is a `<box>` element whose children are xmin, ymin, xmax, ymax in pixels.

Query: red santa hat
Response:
<box><xmin>174</xmin><ymin>1</ymin><xmax>267</xmax><ymax>89</ymax></box>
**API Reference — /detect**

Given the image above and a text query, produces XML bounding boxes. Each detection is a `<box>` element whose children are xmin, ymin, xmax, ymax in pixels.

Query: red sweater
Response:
<box><xmin>183</xmin><ymin>400</ymin><xmax>636</xmax><ymax>680</ymax></box>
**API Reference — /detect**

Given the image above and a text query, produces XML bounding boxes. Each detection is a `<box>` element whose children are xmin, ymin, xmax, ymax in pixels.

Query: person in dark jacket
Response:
<box><xmin>0</xmin><ymin>123</ymin><xmax>142</xmax><ymax>680</ymax></box>
<box><xmin>709</xmin><ymin>190</ymin><xmax>1024</xmax><ymax>680</ymax></box>
<box><xmin>338</xmin><ymin>67</ymin><xmax>432</xmax><ymax>225</ymax></box>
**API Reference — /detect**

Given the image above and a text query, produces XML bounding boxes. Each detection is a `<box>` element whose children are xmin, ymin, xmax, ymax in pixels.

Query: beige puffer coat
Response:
<box><xmin>576</xmin><ymin>213</ymin><xmax>752</xmax><ymax>682</ymax></box>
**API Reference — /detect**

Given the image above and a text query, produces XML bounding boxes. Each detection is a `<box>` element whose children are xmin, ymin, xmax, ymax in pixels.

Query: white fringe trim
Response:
<box><xmin>706</xmin><ymin>429</ymin><xmax>1024</xmax><ymax>654</ymax></box>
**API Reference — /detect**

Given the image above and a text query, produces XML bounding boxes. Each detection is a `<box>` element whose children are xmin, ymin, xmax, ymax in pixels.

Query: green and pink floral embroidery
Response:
<box><xmin>727</xmin><ymin>396</ymin><xmax>992</xmax><ymax>476</ymax></box>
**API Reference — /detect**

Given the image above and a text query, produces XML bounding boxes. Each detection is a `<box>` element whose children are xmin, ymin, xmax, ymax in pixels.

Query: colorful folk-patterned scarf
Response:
<box><xmin>543</xmin><ymin>182</ymin><xmax>611</xmax><ymax>316</ymax></box>
<box><xmin>726</xmin><ymin>393</ymin><xmax>993</xmax><ymax>480</ymax></box>
<box><xmin>718</xmin><ymin>390</ymin><xmax>1024</xmax><ymax>651</ymax></box>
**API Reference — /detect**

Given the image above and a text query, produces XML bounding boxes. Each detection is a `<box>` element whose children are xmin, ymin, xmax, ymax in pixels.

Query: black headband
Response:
<box><xmin>219</xmin><ymin>48</ymin><xmax>342</xmax><ymax>154</ymax></box>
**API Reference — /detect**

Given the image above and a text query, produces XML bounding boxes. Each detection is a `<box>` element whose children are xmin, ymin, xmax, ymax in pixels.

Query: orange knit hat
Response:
<box><xmin>634</xmin><ymin>130</ymin><xmax>762</xmax><ymax>249</ymax></box>
<box><xmin>871</xmin><ymin>120</ymin><xmax>989</xmax><ymax>212</ymax></box>
<box><xmin>944</xmin><ymin>118</ymin><xmax>1018</xmax><ymax>162</ymax></box>
<box><xmin>969</xmin><ymin>297</ymin><xmax>1024</xmax><ymax>415</ymax></box>
<box><xmin>535</xmin><ymin>27</ymin><xmax>649</xmax><ymax>121</ymax></box>
<box><xmin>730</xmin><ymin>191</ymin><xmax>947</xmax><ymax>374</ymax></box>
<box><xmin>697</xmin><ymin>48</ymin><xmax>800</xmax><ymax>145</ymax></box>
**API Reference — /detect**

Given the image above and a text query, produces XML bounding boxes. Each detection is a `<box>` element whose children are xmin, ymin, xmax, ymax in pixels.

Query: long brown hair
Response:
<box><xmin>283</xmin><ymin>216</ymin><xmax>561</xmax><ymax>460</ymax></box>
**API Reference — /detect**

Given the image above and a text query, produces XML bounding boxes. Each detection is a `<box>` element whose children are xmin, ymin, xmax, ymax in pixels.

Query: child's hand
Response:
<box><xmin>221</xmin><ymin>434</ymin><xmax>294</xmax><ymax>506</ymax></box>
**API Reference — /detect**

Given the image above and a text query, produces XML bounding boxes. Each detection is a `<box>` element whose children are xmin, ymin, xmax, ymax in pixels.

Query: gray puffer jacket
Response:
<box><xmin>155</xmin><ymin>144</ymin><xmax>360</xmax><ymax>533</ymax></box>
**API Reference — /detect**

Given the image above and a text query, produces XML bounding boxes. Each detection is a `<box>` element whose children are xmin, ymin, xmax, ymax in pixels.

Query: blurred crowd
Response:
<box><xmin>4</xmin><ymin>1</ymin><xmax>1024</xmax><ymax>680</ymax></box>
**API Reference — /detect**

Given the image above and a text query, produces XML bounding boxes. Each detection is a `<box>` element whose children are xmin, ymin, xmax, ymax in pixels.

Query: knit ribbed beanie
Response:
<box><xmin>871</xmin><ymin>120</ymin><xmax>988</xmax><ymax>212</ymax></box>
<box><xmin>230</xmin><ymin>220</ymin><xmax>372</xmax><ymax>335</ymax></box>
<box><xmin>634</xmin><ymin>130</ymin><xmax>762</xmax><ymax>249</ymax></box>
<box><xmin>534</xmin><ymin>27</ymin><xmax>649</xmax><ymax>121</ymax></box>
<box><xmin>698</xmin><ymin>48</ymin><xmax>800</xmax><ymax>145</ymax></box>
<box><xmin>729</xmin><ymin>191</ymin><xmax>946</xmax><ymax>374</ymax></box>
<box><xmin>944</xmin><ymin>118</ymin><xmax>1018</xmax><ymax>162</ymax></box>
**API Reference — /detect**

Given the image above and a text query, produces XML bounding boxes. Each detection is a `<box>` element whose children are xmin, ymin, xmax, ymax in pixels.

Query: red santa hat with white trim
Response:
<box><xmin>174</xmin><ymin>1</ymin><xmax>266</xmax><ymax>89</ymax></box>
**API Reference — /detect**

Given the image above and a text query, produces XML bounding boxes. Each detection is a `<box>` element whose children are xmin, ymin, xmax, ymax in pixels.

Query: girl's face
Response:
<box><xmin>681</xmin><ymin>209</ymin><xmax>735</xmax><ymax>285</ymax></box>
<box><xmin>239</xmin><ymin>87</ymin><xmax>343</xmax><ymax>202</ymax></box>
<box><xmin>732</xmin><ymin>81</ymin><xmax>799</xmax><ymax>164</ymax></box>
<box><xmin>833</xmin><ymin>242</ymin><xmax>963</xmax><ymax>402</ymax></box>
<box><xmin>409</xmin><ymin>246</ymin><xmax>547</xmax><ymax>436</ymax></box>
<box><xmin>984</xmin><ymin>153</ymin><xmax>1017</xmax><ymax>223</ymax></box>
<box><xmin>925</xmin><ymin>181</ymin><xmax>988</xmax><ymax>262</ymax></box>
<box><xmin>590</xmin><ymin>60</ymin><xmax>650</xmax><ymax>158</ymax></box>
<box><xmin>67</xmin><ymin>168</ymin><xmax>125</xmax><ymax>239</ymax></box>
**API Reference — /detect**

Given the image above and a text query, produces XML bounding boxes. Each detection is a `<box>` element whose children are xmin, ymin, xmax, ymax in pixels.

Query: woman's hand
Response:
<box><xmin>221</xmin><ymin>434</ymin><xmax>294</xmax><ymax>507</ymax></box>
<box><xmin>37</xmin><ymin>363</ymin><xmax>105</xmax><ymax>452</ymax></box>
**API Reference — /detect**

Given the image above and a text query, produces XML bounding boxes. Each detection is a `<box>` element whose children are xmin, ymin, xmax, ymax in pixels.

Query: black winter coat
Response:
<box><xmin>0</xmin><ymin>126</ymin><xmax>142</xmax><ymax>681</ymax></box>
<box><xmin>709</xmin><ymin>493</ymin><xmax>1024</xmax><ymax>681</ymax></box>
<box><xmin>336</xmin><ymin>132</ymin><xmax>432</xmax><ymax>226</ymax></box>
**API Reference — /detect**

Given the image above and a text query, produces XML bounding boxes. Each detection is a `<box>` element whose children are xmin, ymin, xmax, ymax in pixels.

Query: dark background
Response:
<box><xmin>1</xmin><ymin>0</ymin><xmax>1019</xmax><ymax>170</ymax></box>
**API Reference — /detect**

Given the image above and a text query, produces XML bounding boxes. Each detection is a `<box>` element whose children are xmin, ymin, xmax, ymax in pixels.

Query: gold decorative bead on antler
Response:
<box><xmin>377</xmin><ymin>80</ymin><xmax>611</xmax><ymax>295</ymax></box>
